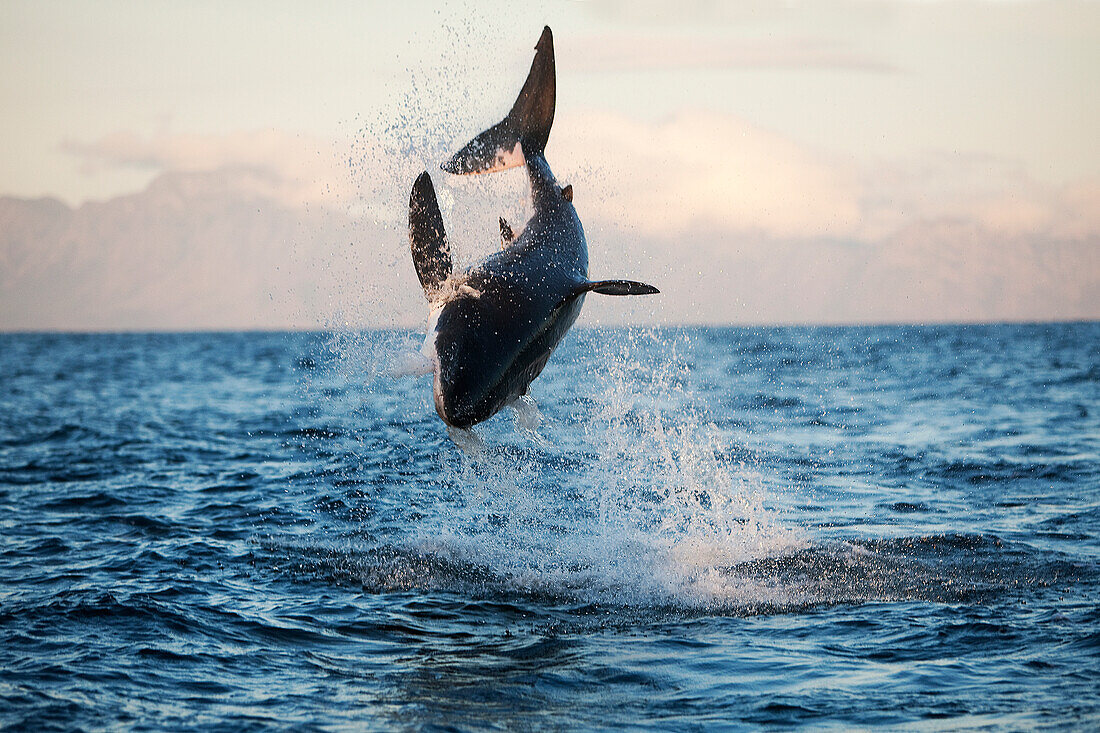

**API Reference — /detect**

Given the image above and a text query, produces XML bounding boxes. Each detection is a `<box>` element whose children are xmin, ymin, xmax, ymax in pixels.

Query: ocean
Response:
<box><xmin>1</xmin><ymin>324</ymin><xmax>1098</xmax><ymax>730</ymax></box>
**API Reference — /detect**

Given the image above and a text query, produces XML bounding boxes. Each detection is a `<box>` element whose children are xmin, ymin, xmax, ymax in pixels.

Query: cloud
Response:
<box><xmin>856</xmin><ymin>153</ymin><xmax>1100</xmax><ymax>243</ymax></box>
<box><xmin>548</xmin><ymin>110</ymin><xmax>1100</xmax><ymax>244</ymax></box>
<box><xmin>4</xmin><ymin>116</ymin><xmax>1098</xmax><ymax>331</ymax></box>
<box><xmin>61</xmin><ymin>130</ymin><xmax>351</xmax><ymax>209</ymax></box>
<box><xmin>0</xmin><ymin>167</ymin><xmax>401</xmax><ymax>332</ymax></box>
<box><xmin>553</xmin><ymin>110</ymin><xmax>863</xmax><ymax>240</ymax></box>
<box><xmin>563</xmin><ymin>34</ymin><xmax>895</xmax><ymax>74</ymax></box>
<box><xmin>547</xmin><ymin>111</ymin><xmax>1099</xmax><ymax>325</ymax></box>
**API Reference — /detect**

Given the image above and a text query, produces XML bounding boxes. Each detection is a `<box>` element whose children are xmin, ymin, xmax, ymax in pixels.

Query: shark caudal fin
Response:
<box><xmin>442</xmin><ymin>26</ymin><xmax>555</xmax><ymax>175</ymax></box>
<box><xmin>409</xmin><ymin>171</ymin><xmax>452</xmax><ymax>298</ymax></box>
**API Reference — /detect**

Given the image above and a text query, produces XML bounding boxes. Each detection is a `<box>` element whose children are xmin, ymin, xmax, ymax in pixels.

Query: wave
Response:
<box><xmin>278</xmin><ymin>329</ymin><xmax>1097</xmax><ymax>613</ymax></box>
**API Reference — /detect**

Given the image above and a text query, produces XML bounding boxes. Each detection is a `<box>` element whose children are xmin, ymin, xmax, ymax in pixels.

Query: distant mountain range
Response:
<box><xmin>3</xmin><ymin>158</ymin><xmax>1098</xmax><ymax>331</ymax></box>
<box><xmin>1</xmin><ymin>168</ymin><xmax>372</xmax><ymax>331</ymax></box>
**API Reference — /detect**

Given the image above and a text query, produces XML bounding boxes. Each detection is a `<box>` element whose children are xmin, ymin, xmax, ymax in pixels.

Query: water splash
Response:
<box><xmin>323</xmin><ymin>329</ymin><xmax>808</xmax><ymax>610</ymax></box>
<box><xmin>302</xmin><ymin>17</ymin><xmax>803</xmax><ymax>609</ymax></box>
<box><xmin>284</xmin><ymin>325</ymin><xmax>1094</xmax><ymax>619</ymax></box>
<box><xmin>317</xmin><ymin>16</ymin><xmax>542</xmax><ymax>335</ymax></box>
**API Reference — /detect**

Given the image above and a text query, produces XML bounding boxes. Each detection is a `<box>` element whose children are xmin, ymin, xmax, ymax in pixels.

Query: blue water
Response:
<box><xmin>2</xmin><ymin>324</ymin><xmax>1098</xmax><ymax>730</ymax></box>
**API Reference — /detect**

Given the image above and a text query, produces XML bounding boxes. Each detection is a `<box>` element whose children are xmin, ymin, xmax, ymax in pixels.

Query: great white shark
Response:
<box><xmin>409</xmin><ymin>26</ymin><xmax>658</xmax><ymax>434</ymax></box>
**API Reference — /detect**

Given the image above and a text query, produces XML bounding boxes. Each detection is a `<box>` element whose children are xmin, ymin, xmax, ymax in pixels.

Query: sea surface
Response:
<box><xmin>1</xmin><ymin>324</ymin><xmax>1098</xmax><ymax>730</ymax></box>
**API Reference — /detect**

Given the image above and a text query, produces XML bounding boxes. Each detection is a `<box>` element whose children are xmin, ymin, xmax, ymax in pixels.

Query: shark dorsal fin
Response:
<box><xmin>499</xmin><ymin>216</ymin><xmax>515</xmax><ymax>248</ymax></box>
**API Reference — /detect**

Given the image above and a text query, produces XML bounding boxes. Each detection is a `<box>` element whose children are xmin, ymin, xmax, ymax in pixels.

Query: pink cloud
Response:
<box><xmin>60</xmin><ymin>130</ymin><xmax>353</xmax><ymax>208</ymax></box>
<box><xmin>4</xmin><ymin>117</ymin><xmax>1098</xmax><ymax>330</ymax></box>
<box><xmin>552</xmin><ymin>110</ymin><xmax>863</xmax><ymax>240</ymax></box>
<box><xmin>562</xmin><ymin>34</ymin><xmax>896</xmax><ymax>74</ymax></box>
<box><xmin>0</xmin><ymin>168</ymin><xmax>377</xmax><ymax>331</ymax></box>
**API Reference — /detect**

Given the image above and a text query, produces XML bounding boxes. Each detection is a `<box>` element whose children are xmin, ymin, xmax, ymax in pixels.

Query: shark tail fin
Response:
<box><xmin>442</xmin><ymin>26</ymin><xmax>555</xmax><ymax>175</ymax></box>
<box><xmin>409</xmin><ymin>171</ymin><xmax>452</xmax><ymax>298</ymax></box>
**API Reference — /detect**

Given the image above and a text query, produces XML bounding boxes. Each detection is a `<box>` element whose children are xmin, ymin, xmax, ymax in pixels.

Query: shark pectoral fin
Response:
<box><xmin>558</xmin><ymin>279</ymin><xmax>659</xmax><ymax>310</ymax></box>
<box><xmin>574</xmin><ymin>280</ymin><xmax>660</xmax><ymax>297</ymax></box>
<box><xmin>442</xmin><ymin>26</ymin><xmax>555</xmax><ymax>175</ymax></box>
<box><xmin>409</xmin><ymin>171</ymin><xmax>452</xmax><ymax>297</ymax></box>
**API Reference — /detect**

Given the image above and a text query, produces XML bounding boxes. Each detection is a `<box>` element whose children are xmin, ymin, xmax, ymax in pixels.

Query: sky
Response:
<box><xmin>1</xmin><ymin>0</ymin><xmax>1098</xmax><ymax>330</ymax></box>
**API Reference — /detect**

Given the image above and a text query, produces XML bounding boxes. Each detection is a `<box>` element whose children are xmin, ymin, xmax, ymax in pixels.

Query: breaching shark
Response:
<box><xmin>409</xmin><ymin>26</ymin><xmax>658</xmax><ymax>437</ymax></box>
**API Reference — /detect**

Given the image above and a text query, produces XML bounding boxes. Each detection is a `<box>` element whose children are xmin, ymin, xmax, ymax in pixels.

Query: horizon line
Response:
<box><xmin>3</xmin><ymin>317</ymin><xmax>1098</xmax><ymax>337</ymax></box>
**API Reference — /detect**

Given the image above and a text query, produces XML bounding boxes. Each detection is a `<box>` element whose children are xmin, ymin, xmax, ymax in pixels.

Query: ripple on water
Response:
<box><xmin>1</xmin><ymin>326</ymin><xmax>1098</xmax><ymax>729</ymax></box>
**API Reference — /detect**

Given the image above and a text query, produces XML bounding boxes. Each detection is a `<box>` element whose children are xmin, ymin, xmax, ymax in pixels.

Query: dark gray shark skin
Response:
<box><xmin>410</xmin><ymin>27</ymin><xmax>658</xmax><ymax>430</ymax></box>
